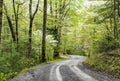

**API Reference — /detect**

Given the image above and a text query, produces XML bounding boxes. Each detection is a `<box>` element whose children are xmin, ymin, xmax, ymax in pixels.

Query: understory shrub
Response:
<box><xmin>94</xmin><ymin>35</ymin><xmax>120</xmax><ymax>52</ymax></box>
<box><xmin>0</xmin><ymin>51</ymin><xmax>39</xmax><ymax>81</ymax></box>
<box><xmin>86</xmin><ymin>52</ymin><xmax>120</xmax><ymax>78</ymax></box>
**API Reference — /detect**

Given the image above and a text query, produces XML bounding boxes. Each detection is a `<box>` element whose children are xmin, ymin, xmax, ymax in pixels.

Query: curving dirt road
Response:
<box><xmin>11</xmin><ymin>55</ymin><xmax>119</xmax><ymax>81</ymax></box>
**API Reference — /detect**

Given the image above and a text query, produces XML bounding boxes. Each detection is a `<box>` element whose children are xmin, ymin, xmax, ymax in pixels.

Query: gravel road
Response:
<box><xmin>11</xmin><ymin>55</ymin><xmax>120</xmax><ymax>81</ymax></box>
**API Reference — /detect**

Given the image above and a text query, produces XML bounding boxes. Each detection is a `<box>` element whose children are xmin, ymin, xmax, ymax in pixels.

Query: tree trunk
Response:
<box><xmin>117</xmin><ymin>0</ymin><xmax>120</xmax><ymax>17</ymax></box>
<box><xmin>114</xmin><ymin>0</ymin><xmax>118</xmax><ymax>39</ymax></box>
<box><xmin>28</xmin><ymin>0</ymin><xmax>39</xmax><ymax>58</ymax></box>
<box><xmin>28</xmin><ymin>19</ymin><xmax>33</xmax><ymax>58</ymax></box>
<box><xmin>54</xmin><ymin>0</ymin><xmax>63</xmax><ymax>58</ymax></box>
<box><xmin>4</xmin><ymin>2</ymin><xmax>16</xmax><ymax>42</ymax></box>
<box><xmin>53</xmin><ymin>2</ymin><xmax>59</xmax><ymax>58</ymax></box>
<box><xmin>42</xmin><ymin>0</ymin><xmax>47</xmax><ymax>62</ymax></box>
<box><xmin>13</xmin><ymin>0</ymin><xmax>19</xmax><ymax>49</ymax></box>
<box><xmin>54</xmin><ymin>0</ymin><xmax>71</xmax><ymax>58</ymax></box>
<box><xmin>6</xmin><ymin>16</ymin><xmax>16</xmax><ymax>42</ymax></box>
<box><xmin>0</xmin><ymin>0</ymin><xmax>3</xmax><ymax>43</ymax></box>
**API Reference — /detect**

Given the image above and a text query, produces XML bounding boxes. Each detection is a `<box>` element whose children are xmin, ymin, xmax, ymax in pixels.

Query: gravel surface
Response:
<box><xmin>60</xmin><ymin>65</ymin><xmax>81</xmax><ymax>81</ymax></box>
<box><xmin>78</xmin><ymin>63</ymin><xmax>120</xmax><ymax>81</ymax></box>
<box><xmin>11</xmin><ymin>64</ymin><xmax>53</xmax><ymax>81</ymax></box>
<box><xmin>11</xmin><ymin>55</ymin><xmax>120</xmax><ymax>81</ymax></box>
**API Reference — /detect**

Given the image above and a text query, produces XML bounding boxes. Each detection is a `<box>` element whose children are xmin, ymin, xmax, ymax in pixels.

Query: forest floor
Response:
<box><xmin>11</xmin><ymin>55</ymin><xmax>120</xmax><ymax>81</ymax></box>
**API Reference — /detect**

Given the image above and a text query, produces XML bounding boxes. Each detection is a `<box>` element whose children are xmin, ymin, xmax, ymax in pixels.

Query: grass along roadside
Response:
<box><xmin>0</xmin><ymin>55</ymin><xmax>70</xmax><ymax>81</ymax></box>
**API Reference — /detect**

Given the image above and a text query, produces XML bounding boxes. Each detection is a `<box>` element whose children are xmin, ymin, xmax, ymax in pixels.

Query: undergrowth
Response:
<box><xmin>86</xmin><ymin>51</ymin><xmax>120</xmax><ymax>78</ymax></box>
<box><xmin>0</xmin><ymin>53</ymin><xmax>69</xmax><ymax>81</ymax></box>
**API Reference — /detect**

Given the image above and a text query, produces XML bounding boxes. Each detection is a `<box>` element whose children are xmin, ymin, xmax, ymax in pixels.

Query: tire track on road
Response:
<box><xmin>49</xmin><ymin>64</ymin><xmax>63</xmax><ymax>81</ymax></box>
<box><xmin>60</xmin><ymin>65</ymin><xmax>82</xmax><ymax>81</ymax></box>
<box><xmin>69</xmin><ymin>65</ymin><xmax>98</xmax><ymax>81</ymax></box>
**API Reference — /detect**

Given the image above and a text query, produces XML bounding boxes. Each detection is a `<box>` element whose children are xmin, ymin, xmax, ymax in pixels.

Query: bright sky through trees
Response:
<box><xmin>84</xmin><ymin>0</ymin><xmax>106</xmax><ymax>7</ymax></box>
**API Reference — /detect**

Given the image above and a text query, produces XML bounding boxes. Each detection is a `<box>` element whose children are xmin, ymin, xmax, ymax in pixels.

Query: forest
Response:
<box><xmin>0</xmin><ymin>0</ymin><xmax>120</xmax><ymax>81</ymax></box>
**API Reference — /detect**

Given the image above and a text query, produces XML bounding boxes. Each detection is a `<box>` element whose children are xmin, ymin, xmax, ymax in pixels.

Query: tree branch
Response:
<box><xmin>33</xmin><ymin>0</ymin><xmax>39</xmax><ymax>19</ymax></box>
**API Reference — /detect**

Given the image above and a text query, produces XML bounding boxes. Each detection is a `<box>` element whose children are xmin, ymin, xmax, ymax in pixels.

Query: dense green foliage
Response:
<box><xmin>0</xmin><ymin>0</ymin><xmax>72</xmax><ymax>80</ymax></box>
<box><xmin>86</xmin><ymin>51</ymin><xmax>120</xmax><ymax>78</ymax></box>
<box><xmin>0</xmin><ymin>0</ymin><xmax>120</xmax><ymax>80</ymax></box>
<box><xmin>85</xmin><ymin>0</ymin><xmax>120</xmax><ymax>78</ymax></box>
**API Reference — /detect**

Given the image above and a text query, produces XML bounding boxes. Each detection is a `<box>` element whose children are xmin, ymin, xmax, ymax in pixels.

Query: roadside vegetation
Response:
<box><xmin>85</xmin><ymin>0</ymin><xmax>120</xmax><ymax>78</ymax></box>
<box><xmin>0</xmin><ymin>0</ymin><xmax>120</xmax><ymax>81</ymax></box>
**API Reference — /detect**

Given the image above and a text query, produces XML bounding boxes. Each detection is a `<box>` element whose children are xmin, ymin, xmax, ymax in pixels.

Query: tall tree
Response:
<box><xmin>42</xmin><ymin>0</ymin><xmax>47</xmax><ymax>62</ymax></box>
<box><xmin>12</xmin><ymin>0</ymin><xmax>24</xmax><ymax>49</ymax></box>
<box><xmin>54</xmin><ymin>0</ymin><xmax>71</xmax><ymax>58</ymax></box>
<box><xmin>0</xmin><ymin>0</ymin><xmax>3</xmax><ymax>43</ymax></box>
<box><xmin>113</xmin><ymin>0</ymin><xmax>118</xmax><ymax>39</ymax></box>
<box><xmin>4</xmin><ymin>3</ymin><xmax>16</xmax><ymax>42</ymax></box>
<box><xmin>28</xmin><ymin>0</ymin><xmax>39</xmax><ymax>58</ymax></box>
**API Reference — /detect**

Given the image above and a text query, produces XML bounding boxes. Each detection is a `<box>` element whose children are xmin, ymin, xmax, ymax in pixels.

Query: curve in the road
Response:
<box><xmin>49</xmin><ymin>56</ymin><xmax>98</xmax><ymax>81</ymax></box>
<box><xmin>11</xmin><ymin>55</ymin><xmax>116</xmax><ymax>81</ymax></box>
